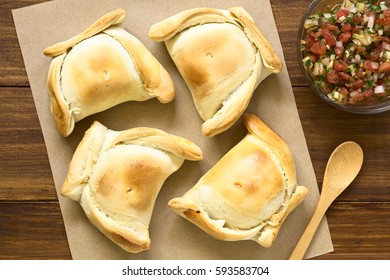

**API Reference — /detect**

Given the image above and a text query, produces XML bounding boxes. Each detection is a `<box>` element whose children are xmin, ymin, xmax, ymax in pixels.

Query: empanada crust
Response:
<box><xmin>45</xmin><ymin>9</ymin><xmax>175</xmax><ymax>137</ymax></box>
<box><xmin>149</xmin><ymin>7</ymin><xmax>282</xmax><ymax>136</ymax></box>
<box><xmin>61</xmin><ymin>121</ymin><xmax>202</xmax><ymax>253</ymax></box>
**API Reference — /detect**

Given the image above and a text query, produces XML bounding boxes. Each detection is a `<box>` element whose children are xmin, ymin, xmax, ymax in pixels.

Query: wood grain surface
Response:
<box><xmin>0</xmin><ymin>0</ymin><xmax>389</xmax><ymax>260</ymax></box>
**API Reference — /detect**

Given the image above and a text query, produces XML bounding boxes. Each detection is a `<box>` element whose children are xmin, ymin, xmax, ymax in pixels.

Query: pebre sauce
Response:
<box><xmin>301</xmin><ymin>0</ymin><xmax>390</xmax><ymax>105</ymax></box>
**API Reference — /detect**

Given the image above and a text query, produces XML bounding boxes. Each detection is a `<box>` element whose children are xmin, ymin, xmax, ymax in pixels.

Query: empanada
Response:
<box><xmin>44</xmin><ymin>9</ymin><xmax>175</xmax><ymax>137</ymax></box>
<box><xmin>61</xmin><ymin>121</ymin><xmax>203</xmax><ymax>253</ymax></box>
<box><xmin>168</xmin><ymin>113</ymin><xmax>308</xmax><ymax>248</ymax></box>
<box><xmin>149</xmin><ymin>7</ymin><xmax>282</xmax><ymax>137</ymax></box>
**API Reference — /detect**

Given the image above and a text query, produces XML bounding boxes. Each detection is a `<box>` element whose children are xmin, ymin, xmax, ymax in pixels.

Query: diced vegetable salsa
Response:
<box><xmin>301</xmin><ymin>0</ymin><xmax>390</xmax><ymax>105</ymax></box>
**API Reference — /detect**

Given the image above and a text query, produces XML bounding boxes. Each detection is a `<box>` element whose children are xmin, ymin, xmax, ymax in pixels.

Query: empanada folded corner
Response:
<box><xmin>149</xmin><ymin>7</ymin><xmax>282</xmax><ymax>137</ymax></box>
<box><xmin>44</xmin><ymin>9</ymin><xmax>175</xmax><ymax>137</ymax></box>
<box><xmin>61</xmin><ymin>121</ymin><xmax>203</xmax><ymax>253</ymax></box>
<box><xmin>168</xmin><ymin>113</ymin><xmax>308</xmax><ymax>248</ymax></box>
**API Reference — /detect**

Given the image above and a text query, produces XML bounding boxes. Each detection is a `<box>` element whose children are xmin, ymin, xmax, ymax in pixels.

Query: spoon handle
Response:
<box><xmin>288</xmin><ymin>197</ymin><xmax>329</xmax><ymax>260</ymax></box>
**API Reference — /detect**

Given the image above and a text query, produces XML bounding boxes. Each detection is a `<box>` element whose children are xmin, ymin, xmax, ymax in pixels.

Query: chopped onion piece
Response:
<box><xmin>373</xmin><ymin>72</ymin><xmax>379</xmax><ymax>82</ymax></box>
<box><xmin>371</xmin><ymin>62</ymin><xmax>379</xmax><ymax>70</ymax></box>
<box><xmin>323</xmin><ymin>13</ymin><xmax>332</xmax><ymax>19</ymax></box>
<box><xmin>322</xmin><ymin>57</ymin><xmax>330</xmax><ymax>66</ymax></box>
<box><xmin>350</xmin><ymin>91</ymin><xmax>359</xmax><ymax>97</ymax></box>
<box><xmin>374</xmin><ymin>85</ymin><xmax>385</xmax><ymax>94</ymax></box>
<box><xmin>368</xmin><ymin>15</ymin><xmax>375</xmax><ymax>30</ymax></box>
<box><xmin>338</xmin><ymin>15</ymin><xmax>346</xmax><ymax>22</ymax></box>
<box><xmin>351</xmin><ymin>54</ymin><xmax>361</xmax><ymax>64</ymax></box>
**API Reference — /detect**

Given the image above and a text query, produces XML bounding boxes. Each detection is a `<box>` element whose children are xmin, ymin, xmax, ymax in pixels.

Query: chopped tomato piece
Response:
<box><xmin>362</xmin><ymin>89</ymin><xmax>375</xmax><ymax>103</ymax></box>
<box><xmin>364</xmin><ymin>60</ymin><xmax>379</xmax><ymax>71</ymax></box>
<box><xmin>310</xmin><ymin>41</ymin><xmax>327</xmax><ymax>55</ymax></box>
<box><xmin>324</xmin><ymin>23</ymin><xmax>339</xmax><ymax>33</ymax></box>
<box><xmin>334</xmin><ymin>60</ymin><xmax>348</xmax><ymax>71</ymax></box>
<box><xmin>366</xmin><ymin>52</ymin><xmax>379</xmax><ymax>62</ymax></box>
<box><xmin>357</xmin><ymin>67</ymin><xmax>365</xmax><ymax>79</ymax></box>
<box><xmin>353</xmin><ymin>14</ymin><xmax>363</xmax><ymax>24</ymax></box>
<box><xmin>378</xmin><ymin>10</ymin><xmax>390</xmax><ymax>26</ymax></box>
<box><xmin>310</xmin><ymin>30</ymin><xmax>322</xmax><ymax>38</ymax></box>
<box><xmin>356</xmin><ymin>46</ymin><xmax>367</xmax><ymax>54</ymax></box>
<box><xmin>378</xmin><ymin>62</ymin><xmax>390</xmax><ymax>73</ymax></box>
<box><xmin>341</xmin><ymin>22</ymin><xmax>352</xmax><ymax>32</ymax></box>
<box><xmin>338</xmin><ymin>72</ymin><xmax>351</xmax><ymax>81</ymax></box>
<box><xmin>304</xmin><ymin>35</ymin><xmax>316</xmax><ymax>48</ymax></box>
<box><xmin>347</xmin><ymin>79</ymin><xmax>364</xmax><ymax>90</ymax></box>
<box><xmin>308</xmin><ymin>54</ymin><xmax>319</xmax><ymax>63</ymax></box>
<box><xmin>327</xmin><ymin>70</ymin><xmax>339</xmax><ymax>84</ymax></box>
<box><xmin>336</xmin><ymin>9</ymin><xmax>349</xmax><ymax>20</ymax></box>
<box><xmin>338</xmin><ymin>32</ymin><xmax>351</xmax><ymax>43</ymax></box>
<box><xmin>322</xmin><ymin>28</ymin><xmax>337</xmax><ymax>46</ymax></box>
<box><xmin>340</xmin><ymin>87</ymin><xmax>349</xmax><ymax>96</ymax></box>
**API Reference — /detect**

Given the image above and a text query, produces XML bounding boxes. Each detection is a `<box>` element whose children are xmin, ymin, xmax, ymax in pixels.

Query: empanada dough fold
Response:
<box><xmin>169</xmin><ymin>185</ymin><xmax>307</xmax><ymax>248</ymax></box>
<box><xmin>148</xmin><ymin>8</ymin><xmax>232</xmax><ymax>42</ymax></box>
<box><xmin>104</xmin><ymin>27</ymin><xmax>175</xmax><ymax>102</ymax></box>
<box><xmin>80</xmin><ymin>186</ymin><xmax>151</xmax><ymax>253</ymax></box>
<box><xmin>168</xmin><ymin>113</ymin><xmax>308</xmax><ymax>248</ymax></box>
<box><xmin>229</xmin><ymin>7</ymin><xmax>282</xmax><ymax>72</ymax></box>
<box><xmin>201</xmin><ymin>53</ymin><xmax>261</xmax><ymax>137</ymax></box>
<box><xmin>43</xmin><ymin>9</ymin><xmax>127</xmax><ymax>57</ymax></box>
<box><xmin>45</xmin><ymin>9</ymin><xmax>175</xmax><ymax>137</ymax></box>
<box><xmin>61</xmin><ymin>121</ymin><xmax>203</xmax><ymax>253</ymax></box>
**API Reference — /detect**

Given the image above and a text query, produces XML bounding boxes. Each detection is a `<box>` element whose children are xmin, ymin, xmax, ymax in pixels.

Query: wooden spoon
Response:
<box><xmin>289</xmin><ymin>141</ymin><xmax>363</xmax><ymax>260</ymax></box>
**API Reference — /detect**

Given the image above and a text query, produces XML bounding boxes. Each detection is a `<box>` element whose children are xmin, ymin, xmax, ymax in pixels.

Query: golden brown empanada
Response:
<box><xmin>168</xmin><ymin>113</ymin><xmax>308</xmax><ymax>248</ymax></box>
<box><xmin>44</xmin><ymin>9</ymin><xmax>175</xmax><ymax>137</ymax></box>
<box><xmin>149</xmin><ymin>7</ymin><xmax>282</xmax><ymax>137</ymax></box>
<box><xmin>61</xmin><ymin>121</ymin><xmax>203</xmax><ymax>253</ymax></box>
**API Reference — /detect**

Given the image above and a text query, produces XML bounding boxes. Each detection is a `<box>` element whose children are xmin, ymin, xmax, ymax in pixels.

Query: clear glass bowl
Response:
<box><xmin>297</xmin><ymin>0</ymin><xmax>390</xmax><ymax>114</ymax></box>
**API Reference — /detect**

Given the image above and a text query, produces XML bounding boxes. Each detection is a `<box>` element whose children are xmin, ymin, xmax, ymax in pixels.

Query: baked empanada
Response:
<box><xmin>149</xmin><ymin>7</ymin><xmax>282</xmax><ymax>137</ymax></box>
<box><xmin>168</xmin><ymin>113</ymin><xmax>308</xmax><ymax>248</ymax></box>
<box><xmin>44</xmin><ymin>9</ymin><xmax>175</xmax><ymax>137</ymax></box>
<box><xmin>61</xmin><ymin>121</ymin><xmax>203</xmax><ymax>253</ymax></box>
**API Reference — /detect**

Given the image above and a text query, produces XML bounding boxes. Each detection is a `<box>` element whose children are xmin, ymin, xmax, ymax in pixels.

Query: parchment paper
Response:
<box><xmin>12</xmin><ymin>0</ymin><xmax>333</xmax><ymax>260</ymax></box>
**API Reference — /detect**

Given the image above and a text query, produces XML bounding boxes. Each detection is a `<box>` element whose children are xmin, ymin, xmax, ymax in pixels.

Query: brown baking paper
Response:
<box><xmin>12</xmin><ymin>0</ymin><xmax>333</xmax><ymax>260</ymax></box>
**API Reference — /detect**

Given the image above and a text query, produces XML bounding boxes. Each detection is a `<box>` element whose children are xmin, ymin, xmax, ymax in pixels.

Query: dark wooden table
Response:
<box><xmin>1</xmin><ymin>0</ymin><xmax>389</xmax><ymax>260</ymax></box>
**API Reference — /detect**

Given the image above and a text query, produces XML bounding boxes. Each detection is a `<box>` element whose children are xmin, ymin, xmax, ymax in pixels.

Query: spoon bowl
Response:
<box><xmin>289</xmin><ymin>141</ymin><xmax>363</xmax><ymax>260</ymax></box>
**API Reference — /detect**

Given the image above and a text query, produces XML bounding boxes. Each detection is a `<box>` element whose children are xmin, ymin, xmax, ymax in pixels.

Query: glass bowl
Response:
<box><xmin>297</xmin><ymin>0</ymin><xmax>390</xmax><ymax>114</ymax></box>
